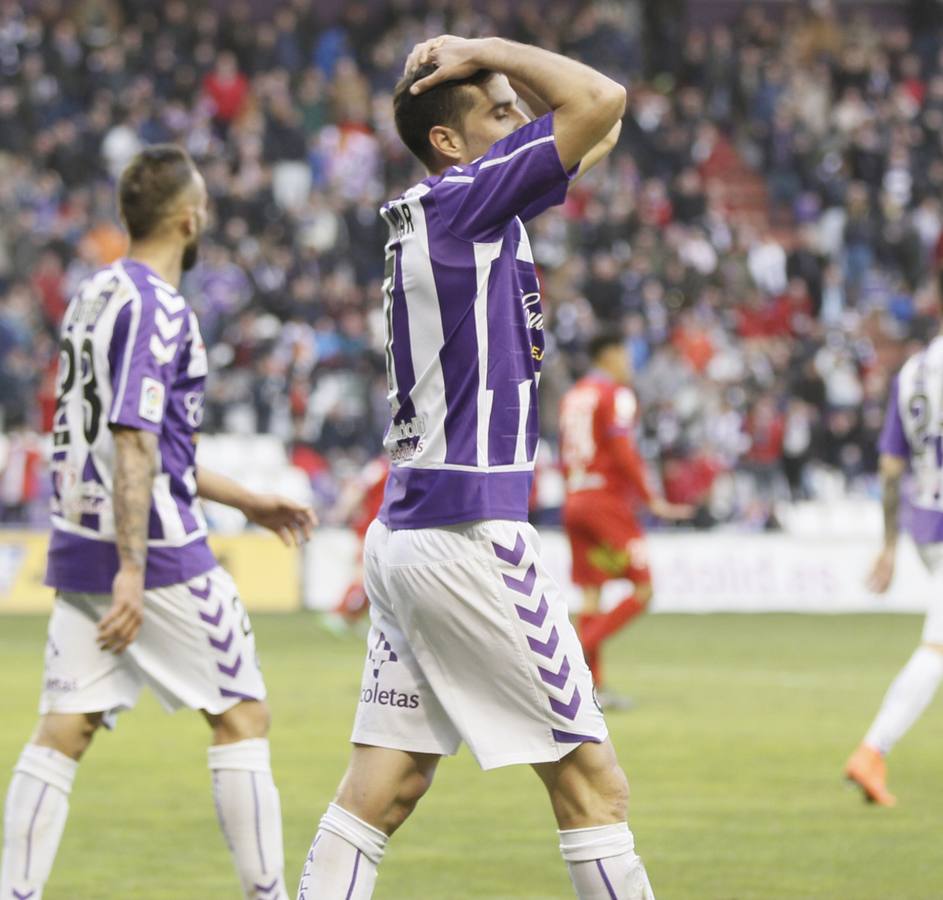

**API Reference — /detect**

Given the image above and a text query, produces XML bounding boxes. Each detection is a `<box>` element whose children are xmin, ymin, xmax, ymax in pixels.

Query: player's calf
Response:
<box><xmin>206</xmin><ymin>701</ymin><xmax>289</xmax><ymax>900</ymax></box>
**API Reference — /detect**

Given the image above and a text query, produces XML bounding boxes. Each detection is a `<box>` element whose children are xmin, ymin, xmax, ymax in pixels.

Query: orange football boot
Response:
<box><xmin>845</xmin><ymin>743</ymin><xmax>897</xmax><ymax>807</ymax></box>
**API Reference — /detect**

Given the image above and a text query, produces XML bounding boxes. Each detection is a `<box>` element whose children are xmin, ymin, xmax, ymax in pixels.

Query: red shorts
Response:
<box><xmin>563</xmin><ymin>494</ymin><xmax>652</xmax><ymax>588</ymax></box>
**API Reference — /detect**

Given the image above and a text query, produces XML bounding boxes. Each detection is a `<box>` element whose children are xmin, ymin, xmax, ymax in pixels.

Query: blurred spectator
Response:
<box><xmin>0</xmin><ymin>0</ymin><xmax>936</xmax><ymax>529</ymax></box>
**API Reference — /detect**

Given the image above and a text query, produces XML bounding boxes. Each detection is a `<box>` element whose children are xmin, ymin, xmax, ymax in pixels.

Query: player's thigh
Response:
<box><xmin>39</xmin><ymin>593</ymin><xmax>143</xmax><ymax>726</ymax></box>
<box><xmin>533</xmin><ymin>737</ymin><xmax>629</xmax><ymax>830</ymax></box>
<box><xmin>129</xmin><ymin>567</ymin><xmax>268</xmax><ymax>715</ymax></box>
<box><xmin>352</xmin><ymin>521</ymin><xmax>463</xmax><ymax>760</ymax></box>
<box><xmin>388</xmin><ymin>521</ymin><xmax>607</xmax><ymax>770</ymax></box>
<box><xmin>204</xmin><ymin>699</ymin><xmax>271</xmax><ymax>744</ymax></box>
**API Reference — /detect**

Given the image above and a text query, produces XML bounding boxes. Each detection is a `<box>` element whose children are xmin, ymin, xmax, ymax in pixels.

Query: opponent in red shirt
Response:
<box><xmin>560</xmin><ymin>333</ymin><xmax>691</xmax><ymax>699</ymax></box>
<box><xmin>328</xmin><ymin>456</ymin><xmax>390</xmax><ymax>627</ymax></box>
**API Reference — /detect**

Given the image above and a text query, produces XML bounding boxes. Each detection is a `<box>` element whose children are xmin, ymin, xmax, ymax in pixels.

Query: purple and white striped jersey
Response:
<box><xmin>378</xmin><ymin>113</ymin><xmax>573</xmax><ymax>528</ymax></box>
<box><xmin>880</xmin><ymin>334</ymin><xmax>943</xmax><ymax>544</ymax></box>
<box><xmin>45</xmin><ymin>259</ymin><xmax>217</xmax><ymax>592</ymax></box>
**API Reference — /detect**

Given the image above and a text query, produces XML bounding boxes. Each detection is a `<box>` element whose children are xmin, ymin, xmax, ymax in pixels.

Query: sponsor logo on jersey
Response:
<box><xmin>139</xmin><ymin>376</ymin><xmax>165</xmax><ymax>423</ymax></box>
<box><xmin>387</xmin><ymin>414</ymin><xmax>427</xmax><ymax>442</ymax></box>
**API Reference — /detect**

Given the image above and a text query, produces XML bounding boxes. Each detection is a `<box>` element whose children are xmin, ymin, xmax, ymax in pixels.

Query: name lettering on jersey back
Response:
<box><xmin>64</xmin><ymin>275</ymin><xmax>122</xmax><ymax>330</ymax></box>
<box><xmin>382</xmin><ymin>202</ymin><xmax>415</xmax><ymax>239</ymax></box>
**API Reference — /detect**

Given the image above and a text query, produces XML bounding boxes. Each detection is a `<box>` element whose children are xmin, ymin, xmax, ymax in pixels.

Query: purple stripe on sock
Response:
<box><xmin>212</xmin><ymin>771</ymin><xmax>235</xmax><ymax>853</ymax></box>
<box><xmin>344</xmin><ymin>849</ymin><xmax>362</xmax><ymax>900</ymax></box>
<box><xmin>596</xmin><ymin>859</ymin><xmax>618</xmax><ymax>900</ymax></box>
<box><xmin>12</xmin><ymin>889</ymin><xmax>36</xmax><ymax>899</ymax></box>
<box><xmin>24</xmin><ymin>783</ymin><xmax>48</xmax><ymax>879</ymax></box>
<box><xmin>251</xmin><ymin>772</ymin><xmax>267</xmax><ymax>875</ymax></box>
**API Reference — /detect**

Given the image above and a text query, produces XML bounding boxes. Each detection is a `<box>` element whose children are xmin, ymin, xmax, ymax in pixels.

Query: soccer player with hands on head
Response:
<box><xmin>296</xmin><ymin>35</ymin><xmax>656</xmax><ymax>900</ymax></box>
<box><xmin>0</xmin><ymin>145</ymin><xmax>316</xmax><ymax>900</ymax></box>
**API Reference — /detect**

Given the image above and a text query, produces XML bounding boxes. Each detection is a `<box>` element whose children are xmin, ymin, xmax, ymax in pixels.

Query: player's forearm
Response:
<box><xmin>476</xmin><ymin>38</ymin><xmax>625</xmax><ymax>169</ymax></box>
<box><xmin>880</xmin><ymin>470</ymin><xmax>902</xmax><ymax>550</ymax></box>
<box><xmin>196</xmin><ymin>466</ymin><xmax>256</xmax><ymax>513</ymax></box>
<box><xmin>112</xmin><ymin>427</ymin><xmax>158</xmax><ymax>572</ymax></box>
<box><xmin>510</xmin><ymin>75</ymin><xmax>621</xmax><ymax>179</ymax></box>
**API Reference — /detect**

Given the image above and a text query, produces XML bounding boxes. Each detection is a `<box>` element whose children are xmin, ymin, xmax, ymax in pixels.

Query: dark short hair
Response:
<box><xmin>118</xmin><ymin>144</ymin><xmax>197</xmax><ymax>240</ymax></box>
<box><xmin>393</xmin><ymin>64</ymin><xmax>494</xmax><ymax>169</ymax></box>
<box><xmin>588</xmin><ymin>330</ymin><xmax>625</xmax><ymax>361</ymax></box>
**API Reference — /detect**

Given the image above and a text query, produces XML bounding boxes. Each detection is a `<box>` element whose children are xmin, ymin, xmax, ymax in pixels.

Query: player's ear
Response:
<box><xmin>428</xmin><ymin>125</ymin><xmax>463</xmax><ymax>164</ymax></box>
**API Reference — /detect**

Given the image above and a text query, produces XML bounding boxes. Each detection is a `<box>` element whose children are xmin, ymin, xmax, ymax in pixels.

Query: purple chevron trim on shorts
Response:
<box><xmin>189</xmin><ymin>579</ymin><xmax>212</xmax><ymax>601</ymax></box>
<box><xmin>492</xmin><ymin>532</ymin><xmax>526</xmax><ymax>566</ymax></box>
<box><xmin>217</xmin><ymin>655</ymin><xmax>243</xmax><ymax>678</ymax></box>
<box><xmin>552</xmin><ymin>728</ymin><xmax>603</xmax><ymax>744</ymax></box>
<box><xmin>254</xmin><ymin>877</ymin><xmax>279</xmax><ymax>897</ymax></box>
<box><xmin>549</xmin><ymin>684</ymin><xmax>582</xmax><ymax>720</ymax></box>
<box><xmin>515</xmin><ymin>594</ymin><xmax>548</xmax><ymax>627</ymax></box>
<box><xmin>596</xmin><ymin>858</ymin><xmax>618</xmax><ymax>900</ymax></box>
<box><xmin>24</xmin><ymin>783</ymin><xmax>47</xmax><ymax>879</ymax></box>
<box><xmin>220</xmin><ymin>687</ymin><xmax>261</xmax><ymax>701</ymax></box>
<box><xmin>199</xmin><ymin>601</ymin><xmax>225</xmax><ymax>627</ymax></box>
<box><xmin>12</xmin><ymin>889</ymin><xmax>36</xmax><ymax>899</ymax></box>
<box><xmin>503</xmin><ymin>563</ymin><xmax>536</xmax><ymax>596</ymax></box>
<box><xmin>538</xmin><ymin>655</ymin><xmax>571</xmax><ymax>689</ymax></box>
<box><xmin>527</xmin><ymin>625</ymin><xmax>559</xmax><ymax>659</ymax></box>
<box><xmin>209</xmin><ymin>628</ymin><xmax>235</xmax><ymax>653</ymax></box>
<box><xmin>345</xmin><ymin>849</ymin><xmax>362</xmax><ymax>900</ymax></box>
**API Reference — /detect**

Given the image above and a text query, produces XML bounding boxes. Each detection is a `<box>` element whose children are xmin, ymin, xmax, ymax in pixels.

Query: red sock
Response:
<box><xmin>581</xmin><ymin>594</ymin><xmax>647</xmax><ymax>652</ymax></box>
<box><xmin>578</xmin><ymin>614</ymin><xmax>604</xmax><ymax>687</ymax></box>
<box><xmin>335</xmin><ymin>582</ymin><xmax>369</xmax><ymax>620</ymax></box>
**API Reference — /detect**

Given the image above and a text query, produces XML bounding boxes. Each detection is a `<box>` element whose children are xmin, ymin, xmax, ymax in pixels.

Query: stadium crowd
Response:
<box><xmin>0</xmin><ymin>0</ymin><xmax>940</xmax><ymax>527</ymax></box>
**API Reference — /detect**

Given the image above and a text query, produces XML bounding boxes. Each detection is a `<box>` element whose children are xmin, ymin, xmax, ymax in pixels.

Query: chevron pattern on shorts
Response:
<box><xmin>493</xmin><ymin>531</ymin><xmax>582</xmax><ymax>723</ymax></box>
<box><xmin>190</xmin><ymin>577</ymin><xmax>247</xmax><ymax>695</ymax></box>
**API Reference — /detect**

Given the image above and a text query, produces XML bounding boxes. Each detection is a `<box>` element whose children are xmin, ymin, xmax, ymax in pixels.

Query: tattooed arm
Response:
<box><xmin>867</xmin><ymin>453</ymin><xmax>907</xmax><ymax>594</ymax></box>
<box><xmin>98</xmin><ymin>426</ymin><xmax>157</xmax><ymax>653</ymax></box>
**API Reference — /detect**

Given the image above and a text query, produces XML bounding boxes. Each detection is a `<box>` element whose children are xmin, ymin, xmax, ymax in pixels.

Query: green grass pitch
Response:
<box><xmin>2</xmin><ymin>612</ymin><xmax>941</xmax><ymax>899</ymax></box>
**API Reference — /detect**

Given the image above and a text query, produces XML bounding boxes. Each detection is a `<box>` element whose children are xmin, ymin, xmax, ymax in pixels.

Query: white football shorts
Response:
<box><xmin>39</xmin><ymin>566</ymin><xmax>266</xmax><ymax>726</ymax></box>
<box><xmin>351</xmin><ymin>519</ymin><xmax>608</xmax><ymax>770</ymax></box>
<box><xmin>917</xmin><ymin>543</ymin><xmax>943</xmax><ymax>644</ymax></box>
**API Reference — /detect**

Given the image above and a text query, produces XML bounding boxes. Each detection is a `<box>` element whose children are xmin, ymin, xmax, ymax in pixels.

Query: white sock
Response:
<box><xmin>1</xmin><ymin>744</ymin><xmax>77</xmax><ymax>900</ymax></box>
<box><xmin>296</xmin><ymin>802</ymin><xmax>387</xmax><ymax>900</ymax></box>
<box><xmin>208</xmin><ymin>739</ymin><xmax>288</xmax><ymax>900</ymax></box>
<box><xmin>559</xmin><ymin>823</ymin><xmax>655</xmax><ymax>900</ymax></box>
<box><xmin>864</xmin><ymin>646</ymin><xmax>943</xmax><ymax>756</ymax></box>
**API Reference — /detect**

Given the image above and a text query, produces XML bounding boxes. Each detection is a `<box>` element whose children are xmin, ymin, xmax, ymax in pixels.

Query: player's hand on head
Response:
<box><xmin>406</xmin><ymin>35</ymin><xmax>487</xmax><ymax>95</ymax></box>
<box><xmin>99</xmin><ymin>567</ymin><xmax>145</xmax><ymax>654</ymax></box>
<box><xmin>244</xmin><ymin>493</ymin><xmax>318</xmax><ymax>547</ymax></box>
<box><xmin>866</xmin><ymin>545</ymin><xmax>896</xmax><ymax>594</ymax></box>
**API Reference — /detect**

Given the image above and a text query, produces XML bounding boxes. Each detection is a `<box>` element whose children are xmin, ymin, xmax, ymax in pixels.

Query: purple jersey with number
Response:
<box><xmin>45</xmin><ymin>259</ymin><xmax>217</xmax><ymax>592</ymax></box>
<box><xmin>378</xmin><ymin>113</ymin><xmax>574</xmax><ymax>528</ymax></box>
<box><xmin>879</xmin><ymin>335</ymin><xmax>943</xmax><ymax>544</ymax></box>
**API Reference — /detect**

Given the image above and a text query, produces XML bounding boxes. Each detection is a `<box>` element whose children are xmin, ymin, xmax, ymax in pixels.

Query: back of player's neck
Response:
<box><xmin>127</xmin><ymin>242</ymin><xmax>183</xmax><ymax>289</ymax></box>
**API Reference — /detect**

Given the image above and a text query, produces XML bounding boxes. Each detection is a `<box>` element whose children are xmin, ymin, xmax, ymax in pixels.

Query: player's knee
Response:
<box><xmin>576</xmin><ymin>758</ymin><xmax>629</xmax><ymax>823</ymax></box>
<box><xmin>384</xmin><ymin>766</ymin><xmax>435</xmax><ymax>834</ymax></box>
<box><xmin>211</xmin><ymin>700</ymin><xmax>271</xmax><ymax>744</ymax></box>
<box><xmin>635</xmin><ymin>581</ymin><xmax>653</xmax><ymax>607</ymax></box>
<box><xmin>922</xmin><ymin>641</ymin><xmax>943</xmax><ymax>656</ymax></box>
<box><xmin>32</xmin><ymin>712</ymin><xmax>103</xmax><ymax>761</ymax></box>
<box><xmin>547</xmin><ymin>744</ymin><xmax>629</xmax><ymax>827</ymax></box>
